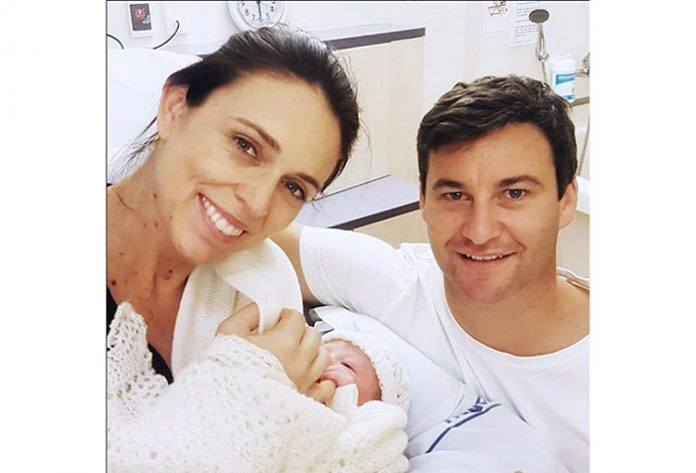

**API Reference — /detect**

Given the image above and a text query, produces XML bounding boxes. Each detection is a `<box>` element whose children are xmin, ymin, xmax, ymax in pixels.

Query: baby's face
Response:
<box><xmin>320</xmin><ymin>340</ymin><xmax>381</xmax><ymax>405</ymax></box>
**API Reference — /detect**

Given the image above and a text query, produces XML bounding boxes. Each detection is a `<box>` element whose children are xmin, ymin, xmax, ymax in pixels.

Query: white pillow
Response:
<box><xmin>107</xmin><ymin>48</ymin><xmax>200</xmax><ymax>183</ymax></box>
<box><xmin>312</xmin><ymin>306</ymin><xmax>469</xmax><ymax>439</ymax></box>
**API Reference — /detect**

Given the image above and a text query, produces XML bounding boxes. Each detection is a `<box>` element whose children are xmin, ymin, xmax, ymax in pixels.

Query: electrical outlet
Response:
<box><xmin>126</xmin><ymin>2</ymin><xmax>154</xmax><ymax>38</ymax></box>
<box><xmin>163</xmin><ymin>3</ymin><xmax>188</xmax><ymax>37</ymax></box>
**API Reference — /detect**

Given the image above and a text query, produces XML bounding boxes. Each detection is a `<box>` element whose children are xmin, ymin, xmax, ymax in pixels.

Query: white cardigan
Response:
<box><xmin>107</xmin><ymin>241</ymin><xmax>409</xmax><ymax>473</ymax></box>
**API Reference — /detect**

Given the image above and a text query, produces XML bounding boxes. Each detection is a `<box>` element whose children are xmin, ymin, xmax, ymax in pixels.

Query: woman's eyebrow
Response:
<box><xmin>232</xmin><ymin>118</ymin><xmax>323</xmax><ymax>193</ymax></box>
<box><xmin>298</xmin><ymin>173</ymin><xmax>321</xmax><ymax>193</ymax></box>
<box><xmin>234</xmin><ymin>117</ymin><xmax>281</xmax><ymax>152</ymax></box>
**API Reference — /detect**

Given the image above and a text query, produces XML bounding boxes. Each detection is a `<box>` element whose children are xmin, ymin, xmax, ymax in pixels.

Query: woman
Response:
<box><xmin>107</xmin><ymin>26</ymin><xmax>362</xmax><ymax>466</ymax></box>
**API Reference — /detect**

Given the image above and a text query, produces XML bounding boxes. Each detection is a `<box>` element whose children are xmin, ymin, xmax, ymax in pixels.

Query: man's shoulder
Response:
<box><xmin>397</xmin><ymin>242</ymin><xmax>436</xmax><ymax>261</ymax></box>
<box><xmin>392</xmin><ymin>243</ymin><xmax>446</xmax><ymax>293</ymax></box>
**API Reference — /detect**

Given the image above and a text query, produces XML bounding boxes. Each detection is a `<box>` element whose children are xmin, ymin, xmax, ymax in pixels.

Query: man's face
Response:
<box><xmin>420</xmin><ymin>123</ymin><xmax>577</xmax><ymax>304</ymax></box>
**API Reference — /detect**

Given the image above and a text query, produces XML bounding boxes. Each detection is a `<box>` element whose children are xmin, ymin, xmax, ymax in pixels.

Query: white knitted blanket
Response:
<box><xmin>171</xmin><ymin>240</ymin><xmax>302</xmax><ymax>377</ymax></box>
<box><xmin>107</xmin><ymin>303</ymin><xmax>408</xmax><ymax>472</ymax></box>
<box><xmin>107</xmin><ymin>239</ymin><xmax>409</xmax><ymax>472</ymax></box>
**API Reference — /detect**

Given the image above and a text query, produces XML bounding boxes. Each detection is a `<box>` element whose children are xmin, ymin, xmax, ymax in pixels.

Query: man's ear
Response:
<box><xmin>558</xmin><ymin>179</ymin><xmax>578</xmax><ymax>229</ymax></box>
<box><xmin>419</xmin><ymin>189</ymin><xmax>428</xmax><ymax>221</ymax></box>
<box><xmin>156</xmin><ymin>84</ymin><xmax>189</xmax><ymax>141</ymax></box>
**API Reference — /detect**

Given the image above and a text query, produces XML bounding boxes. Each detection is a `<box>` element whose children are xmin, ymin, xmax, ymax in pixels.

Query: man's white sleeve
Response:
<box><xmin>300</xmin><ymin>226</ymin><xmax>416</xmax><ymax>317</ymax></box>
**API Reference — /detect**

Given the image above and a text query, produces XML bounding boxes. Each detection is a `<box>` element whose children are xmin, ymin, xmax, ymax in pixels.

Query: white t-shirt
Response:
<box><xmin>300</xmin><ymin>226</ymin><xmax>589</xmax><ymax>473</ymax></box>
<box><xmin>316</xmin><ymin>307</ymin><xmax>570</xmax><ymax>473</ymax></box>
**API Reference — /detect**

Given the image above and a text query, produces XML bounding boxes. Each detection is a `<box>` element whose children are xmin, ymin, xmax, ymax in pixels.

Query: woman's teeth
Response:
<box><xmin>202</xmin><ymin>197</ymin><xmax>243</xmax><ymax>237</ymax></box>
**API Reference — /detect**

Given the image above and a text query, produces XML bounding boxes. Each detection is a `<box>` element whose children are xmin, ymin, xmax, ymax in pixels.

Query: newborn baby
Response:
<box><xmin>321</xmin><ymin>330</ymin><xmax>410</xmax><ymax>414</ymax></box>
<box><xmin>108</xmin><ymin>303</ymin><xmax>410</xmax><ymax>473</ymax></box>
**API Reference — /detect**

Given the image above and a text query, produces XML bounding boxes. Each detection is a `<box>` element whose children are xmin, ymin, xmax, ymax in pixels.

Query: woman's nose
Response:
<box><xmin>236</xmin><ymin>178</ymin><xmax>276</xmax><ymax>219</ymax></box>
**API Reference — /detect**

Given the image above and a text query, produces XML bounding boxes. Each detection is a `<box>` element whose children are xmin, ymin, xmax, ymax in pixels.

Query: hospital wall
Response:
<box><xmin>107</xmin><ymin>1</ymin><xmax>590</xmax><ymax>277</ymax></box>
<box><xmin>107</xmin><ymin>2</ymin><xmax>589</xmax><ymax>110</ymax></box>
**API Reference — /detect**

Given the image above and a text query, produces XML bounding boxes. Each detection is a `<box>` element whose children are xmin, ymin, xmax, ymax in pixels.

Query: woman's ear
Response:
<box><xmin>558</xmin><ymin>179</ymin><xmax>578</xmax><ymax>229</ymax></box>
<box><xmin>156</xmin><ymin>84</ymin><xmax>189</xmax><ymax>141</ymax></box>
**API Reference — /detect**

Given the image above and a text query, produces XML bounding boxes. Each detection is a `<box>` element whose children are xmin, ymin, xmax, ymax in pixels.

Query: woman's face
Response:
<box><xmin>154</xmin><ymin>72</ymin><xmax>341</xmax><ymax>265</ymax></box>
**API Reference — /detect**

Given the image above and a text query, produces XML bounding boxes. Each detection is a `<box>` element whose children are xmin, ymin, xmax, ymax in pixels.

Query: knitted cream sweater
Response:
<box><xmin>107</xmin><ymin>302</ymin><xmax>408</xmax><ymax>473</ymax></box>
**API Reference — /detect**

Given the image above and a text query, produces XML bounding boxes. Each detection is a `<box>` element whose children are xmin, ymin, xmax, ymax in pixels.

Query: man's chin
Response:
<box><xmin>451</xmin><ymin>273</ymin><xmax>516</xmax><ymax>305</ymax></box>
<box><xmin>462</xmin><ymin>286</ymin><xmax>510</xmax><ymax>304</ymax></box>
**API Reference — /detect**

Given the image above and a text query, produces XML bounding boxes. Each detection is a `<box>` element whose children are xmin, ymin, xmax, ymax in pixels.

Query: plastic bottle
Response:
<box><xmin>549</xmin><ymin>55</ymin><xmax>576</xmax><ymax>103</ymax></box>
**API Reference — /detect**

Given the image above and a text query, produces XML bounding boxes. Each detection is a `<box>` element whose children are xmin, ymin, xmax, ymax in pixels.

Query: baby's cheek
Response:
<box><xmin>358</xmin><ymin>374</ymin><xmax>382</xmax><ymax>403</ymax></box>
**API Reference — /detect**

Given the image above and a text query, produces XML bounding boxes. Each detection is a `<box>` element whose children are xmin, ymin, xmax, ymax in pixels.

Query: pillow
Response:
<box><xmin>107</xmin><ymin>48</ymin><xmax>200</xmax><ymax>183</ymax></box>
<box><xmin>312</xmin><ymin>306</ymin><xmax>470</xmax><ymax>439</ymax></box>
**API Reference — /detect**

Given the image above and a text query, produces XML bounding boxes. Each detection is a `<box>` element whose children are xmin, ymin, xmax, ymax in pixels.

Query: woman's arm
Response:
<box><xmin>108</xmin><ymin>303</ymin><xmax>342</xmax><ymax>472</ymax></box>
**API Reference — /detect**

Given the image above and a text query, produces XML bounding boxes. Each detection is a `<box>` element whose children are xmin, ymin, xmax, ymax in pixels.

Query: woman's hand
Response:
<box><xmin>218</xmin><ymin>303</ymin><xmax>336</xmax><ymax>404</ymax></box>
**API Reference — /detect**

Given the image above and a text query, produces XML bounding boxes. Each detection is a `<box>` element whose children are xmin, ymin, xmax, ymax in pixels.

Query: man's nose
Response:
<box><xmin>461</xmin><ymin>202</ymin><xmax>501</xmax><ymax>245</ymax></box>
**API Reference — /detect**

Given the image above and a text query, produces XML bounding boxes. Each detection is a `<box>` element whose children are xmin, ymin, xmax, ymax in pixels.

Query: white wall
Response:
<box><xmin>107</xmin><ymin>1</ymin><xmax>590</xmax><ymax>276</ymax></box>
<box><xmin>107</xmin><ymin>1</ymin><xmax>589</xmax><ymax>110</ymax></box>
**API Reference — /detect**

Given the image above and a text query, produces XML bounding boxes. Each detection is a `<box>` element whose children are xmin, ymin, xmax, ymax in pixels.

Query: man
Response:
<box><xmin>274</xmin><ymin>75</ymin><xmax>589</xmax><ymax>472</ymax></box>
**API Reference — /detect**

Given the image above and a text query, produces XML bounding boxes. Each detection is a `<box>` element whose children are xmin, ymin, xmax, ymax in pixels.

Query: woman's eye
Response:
<box><xmin>233</xmin><ymin>136</ymin><xmax>257</xmax><ymax>158</ymax></box>
<box><xmin>506</xmin><ymin>189</ymin><xmax>527</xmax><ymax>199</ymax></box>
<box><xmin>284</xmin><ymin>180</ymin><xmax>307</xmax><ymax>201</ymax></box>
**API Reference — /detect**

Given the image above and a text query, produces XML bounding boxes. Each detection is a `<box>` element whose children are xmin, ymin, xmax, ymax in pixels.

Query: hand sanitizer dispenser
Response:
<box><xmin>549</xmin><ymin>55</ymin><xmax>576</xmax><ymax>103</ymax></box>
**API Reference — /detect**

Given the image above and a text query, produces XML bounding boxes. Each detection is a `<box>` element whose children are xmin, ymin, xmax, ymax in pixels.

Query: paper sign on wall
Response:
<box><xmin>485</xmin><ymin>1</ymin><xmax>509</xmax><ymax>34</ymax></box>
<box><xmin>508</xmin><ymin>0</ymin><xmax>541</xmax><ymax>47</ymax></box>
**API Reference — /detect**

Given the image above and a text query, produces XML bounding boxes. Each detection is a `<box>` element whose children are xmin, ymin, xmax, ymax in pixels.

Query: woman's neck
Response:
<box><xmin>107</xmin><ymin>157</ymin><xmax>193</xmax><ymax>298</ymax></box>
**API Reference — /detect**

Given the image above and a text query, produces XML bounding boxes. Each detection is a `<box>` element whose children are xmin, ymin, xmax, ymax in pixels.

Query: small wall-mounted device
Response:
<box><xmin>126</xmin><ymin>2</ymin><xmax>154</xmax><ymax>38</ymax></box>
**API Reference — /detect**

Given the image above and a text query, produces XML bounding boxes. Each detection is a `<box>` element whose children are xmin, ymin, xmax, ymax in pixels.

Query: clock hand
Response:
<box><xmin>256</xmin><ymin>0</ymin><xmax>262</xmax><ymax>18</ymax></box>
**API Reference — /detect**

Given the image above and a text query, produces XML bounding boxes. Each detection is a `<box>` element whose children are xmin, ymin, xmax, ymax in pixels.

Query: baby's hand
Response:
<box><xmin>217</xmin><ymin>303</ymin><xmax>333</xmax><ymax>398</ymax></box>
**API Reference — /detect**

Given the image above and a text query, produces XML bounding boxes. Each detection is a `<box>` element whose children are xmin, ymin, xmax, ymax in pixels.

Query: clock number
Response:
<box><xmin>230</xmin><ymin>1</ymin><xmax>284</xmax><ymax>29</ymax></box>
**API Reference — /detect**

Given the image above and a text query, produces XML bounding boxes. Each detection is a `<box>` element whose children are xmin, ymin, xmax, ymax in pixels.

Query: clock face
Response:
<box><xmin>229</xmin><ymin>1</ymin><xmax>286</xmax><ymax>31</ymax></box>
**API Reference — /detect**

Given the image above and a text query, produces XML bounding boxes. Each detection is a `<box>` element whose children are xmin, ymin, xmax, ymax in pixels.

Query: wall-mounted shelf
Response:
<box><xmin>296</xmin><ymin>175</ymin><xmax>419</xmax><ymax>230</ymax></box>
<box><xmin>164</xmin><ymin>23</ymin><xmax>425</xmax><ymax>56</ymax></box>
<box><xmin>573</xmin><ymin>96</ymin><xmax>589</xmax><ymax>107</ymax></box>
<box><xmin>312</xmin><ymin>23</ymin><xmax>425</xmax><ymax>50</ymax></box>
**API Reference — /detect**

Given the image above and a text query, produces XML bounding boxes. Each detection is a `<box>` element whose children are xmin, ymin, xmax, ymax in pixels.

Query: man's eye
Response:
<box><xmin>284</xmin><ymin>180</ymin><xmax>307</xmax><ymax>201</ymax></box>
<box><xmin>445</xmin><ymin>191</ymin><xmax>464</xmax><ymax>201</ymax></box>
<box><xmin>233</xmin><ymin>136</ymin><xmax>257</xmax><ymax>157</ymax></box>
<box><xmin>506</xmin><ymin>189</ymin><xmax>527</xmax><ymax>199</ymax></box>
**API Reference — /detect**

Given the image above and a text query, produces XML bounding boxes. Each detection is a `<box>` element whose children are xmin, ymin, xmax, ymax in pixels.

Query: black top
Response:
<box><xmin>107</xmin><ymin>288</ymin><xmax>174</xmax><ymax>384</ymax></box>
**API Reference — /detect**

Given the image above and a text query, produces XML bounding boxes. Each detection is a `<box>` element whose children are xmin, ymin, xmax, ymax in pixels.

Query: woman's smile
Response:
<box><xmin>198</xmin><ymin>193</ymin><xmax>248</xmax><ymax>242</ymax></box>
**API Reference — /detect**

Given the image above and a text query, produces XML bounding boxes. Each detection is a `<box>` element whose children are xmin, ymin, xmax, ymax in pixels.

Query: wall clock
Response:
<box><xmin>228</xmin><ymin>1</ymin><xmax>287</xmax><ymax>31</ymax></box>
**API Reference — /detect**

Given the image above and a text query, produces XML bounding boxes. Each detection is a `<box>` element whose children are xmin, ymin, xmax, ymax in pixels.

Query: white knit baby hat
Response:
<box><xmin>322</xmin><ymin>330</ymin><xmax>410</xmax><ymax>413</ymax></box>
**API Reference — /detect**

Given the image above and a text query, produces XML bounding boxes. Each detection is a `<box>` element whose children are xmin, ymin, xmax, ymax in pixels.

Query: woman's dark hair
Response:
<box><xmin>130</xmin><ymin>25</ymin><xmax>359</xmax><ymax>191</ymax></box>
<box><xmin>417</xmin><ymin>75</ymin><xmax>577</xmax><ymax>199</ymax></box>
